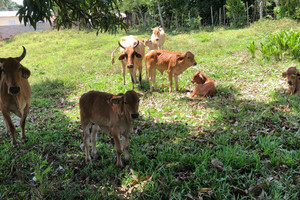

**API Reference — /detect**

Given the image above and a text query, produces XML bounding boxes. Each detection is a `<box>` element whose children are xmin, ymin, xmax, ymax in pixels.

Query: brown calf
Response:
<box><xmin>0</xmin><ymin>46</ymin><xmax>31</xmax><ymax>146</ymax></box>
<box><xmin>79</xmin><ymin>90</ymin><xmax>142</xmax><ymax>167</ymax></box>
<box><xmin>282</xmin><ymin>67</ymin><xmax>300</xmax><ymax>96</ymax></box>
<box><xmin>142</xmin><ymin>38</ymin><xmax>154</xmax><ymax>50</ymax></box>
<box><xmin>151</xmin><ymin>26</ymin><xmax>166</xmax><ymax>50</ymax></box>
<box><xmin>190</xmin><ymin>71</ymin><xmax>216</xmax><ymax>97</ymax></box>
<box><xmin>111</xmin><ymin>35</ymin><xmax>145</xmax><ymax>89</ymax></box>
<box><xmin>145</xmin><ymin>50</ymin><xmax>197</xmax><ymax>93</ymax></box>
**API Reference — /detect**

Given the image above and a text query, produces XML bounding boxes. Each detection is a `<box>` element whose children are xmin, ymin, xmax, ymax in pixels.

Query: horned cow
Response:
<box><xmin>282</xmin><ymin>67</ymin><xmax>300</xmax><ymax>96</ymax></box>
<box><xmin>145</xmin><ymin>50</ymin><xmax>197</xmax><ymax>93</ymax></box>
<box><xmin>111</xmin><ymin>36</ymin><xmax>145</xmax><ymax>89</ymax></box>
<box><xmin>0</xmin><ymin>46</ymin><xmax>31</xmax><ymax>146</ymax></box>
<box><xmin>79</xmin><ymin>90</ymin><xmax>142</xmax><ymax>167</ymax></box>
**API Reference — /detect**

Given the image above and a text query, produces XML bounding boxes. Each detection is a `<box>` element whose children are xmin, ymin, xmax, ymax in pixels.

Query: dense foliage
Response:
<box><xmin>17</xmin><ymin>0</ymin><xmax>126</xmax><ymax>33</ymax></box>
<box><xmin>0</xmin><ymin>0</ymin><xmax>19</xmax><ymax>11</ymax></box>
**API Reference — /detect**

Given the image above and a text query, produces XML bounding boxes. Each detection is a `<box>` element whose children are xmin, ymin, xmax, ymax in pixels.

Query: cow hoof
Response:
<box><xmin>92</xmin><ymin>153</ymin><xmax>98</xmax><ymax>160</ymax></box>
<box><xmin>116</xmin><ymin>161</ymin><xmax>123</xmax><ymax>168</ymax></box>
<box><xmin>85</xmin><ymin>156</ymin><xmax>92</xmax><ymax>163</ymax></box>
<box><xmin>21</xmin><ymin>137</ymin><xmax>28</xmax><ymax>143</ymax></box>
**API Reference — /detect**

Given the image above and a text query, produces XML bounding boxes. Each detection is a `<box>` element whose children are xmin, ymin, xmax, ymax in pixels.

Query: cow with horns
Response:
<box><xmin>0</xmin><ymin>46</ymin><xmax>31</xmax><ymax>146</ymax></box>
<box><xmin>111</xmin><ymin>36</ymin><xmax>145</xmax><ymax>89</ymax></box>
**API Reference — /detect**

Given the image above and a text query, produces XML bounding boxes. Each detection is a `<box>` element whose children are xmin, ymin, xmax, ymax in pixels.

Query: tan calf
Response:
<box><xmin>0</xmin><ymin>46</ymin><xmax>31</xmax><ymax>146</ymax></box>
<box><xmin>151</xmin><ymin>26</ymin><xmax>166</xmax><ymax>50</ymax></box>
<box><xmin>190</xmin><ymin>71</ymin><xmax>216</xmax><ymax>97</ymax></box>
<box><xmin>145</xmin><ymin>50</ymin><xmax>197</xmax><ymax>93</ymax></box>
<box><xmin>79</xmin><ymin>90</ymin><xmax>142</xmax><ymax>167</ymax></box>
<box><xmin>282</xmin><ymin>67</ymin><xmax>300</xmax><ymax>96</ymax></box>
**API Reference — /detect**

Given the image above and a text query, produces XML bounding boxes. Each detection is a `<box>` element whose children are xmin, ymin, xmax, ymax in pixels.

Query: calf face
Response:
<box><xmin>118</xmin><ymin>41</ymin><xmax>142</xmax><ymax>69</ymax></box>
<box><xmin>179</xmin><ymin>51</ymin><xmax>197</xmax><ymax>67</ymax></box>
<box><xmin>282</xmin><ymin>67</ymin><xmax>300</xmax><ymax>95</ymax></box>
<box><xmin>151</xmin><ymin>27</ymin><xmax>161</xmax><ymax>41</ymax></box>
<box><xmin>142</xmin><ymin>38</ymin><xmax>154</xmax><ymax>50</ymax></box>
<box><xmin>191</xmin><ymin>71</ymin><xmax>206</xmax><ymax>84</ymax></box>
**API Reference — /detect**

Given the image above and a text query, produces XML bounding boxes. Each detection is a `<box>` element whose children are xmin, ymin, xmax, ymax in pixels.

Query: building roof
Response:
<box><xmin>0</xmin><ymin>11</ymin><xmax>18</xmax><ymax>17</ymax></box>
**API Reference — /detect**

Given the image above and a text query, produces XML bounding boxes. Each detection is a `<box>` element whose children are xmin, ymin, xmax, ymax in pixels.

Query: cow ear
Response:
<box><xmin>20</xmin><ymin>66</ymin><xmax>31</xmax><ymax>79</ymax></box>
<box><xmin>111</xmin><ymin>95</ymin><xmax>124</xmax><ymax>104</ymax></box>
<box><xmin>177</xmin><ymin>56</ymin><xmax>185</xmax><ymax>62</ymax></box>
<box><xmin>282</xmin><ymin>72</ymin><xmax>287</xmax><ymax>78</ymax></box>
<box><xmin>118</xmin><ymin>53</ymin><xmax>126</xmax><ymax>60</ymax></box>
<box><xmin>135</xmin><ymin>52</ymin><xmax>142</xmax><ymax>58</ymax></box>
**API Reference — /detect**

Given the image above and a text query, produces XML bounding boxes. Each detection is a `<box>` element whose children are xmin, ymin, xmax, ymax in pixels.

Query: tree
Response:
<box><xmin>17</xmin><ymin>0</ymin><xmax>127</xmax><ymax>33</ymax></box>
<box><xmin>225</xmin><ymin>0</ymin><xmax>246</xmax><ymax>27</ymax></box>
<box><xmin>0</xmin><ymin>0</ymin><xmax>19</xmax><ymax>11</ymax></box>
<box><xmin>277</xmin><ymin>0</ymin><xmax>300</xmax><ymax>20</ymax></box>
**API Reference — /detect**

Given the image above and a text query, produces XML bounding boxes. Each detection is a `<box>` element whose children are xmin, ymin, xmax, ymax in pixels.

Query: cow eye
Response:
<box><xmin>124</xmin><ymin>102</ymin><xmax>128</xmax><ymax>104</ymax></box>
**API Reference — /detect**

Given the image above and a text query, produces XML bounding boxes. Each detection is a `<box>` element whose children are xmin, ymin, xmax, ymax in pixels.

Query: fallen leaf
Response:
<box><xmin>211</xmin><ymin>159</ymin><xmax>224</xmax><ymax>171</ymax></box>
<box><xmin>198</xmin><ymin>188</ymin><xmax>212</xmax><ymax>193</ymax></box>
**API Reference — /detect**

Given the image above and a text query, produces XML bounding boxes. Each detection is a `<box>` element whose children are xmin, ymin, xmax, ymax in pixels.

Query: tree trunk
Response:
<box><xmin>211</xmin><ymin>6</ymin><xmax>214</xmax><ymax>26</ymax></box>
<box><xmin>156</xmin><ymin>0</ymin><xmax>165</xmax><ymax>28</ymax></box>
<box><xmin>259</xmin><ymin>1</ymin><xmax>263</xmax><ymax>19</ymax></box>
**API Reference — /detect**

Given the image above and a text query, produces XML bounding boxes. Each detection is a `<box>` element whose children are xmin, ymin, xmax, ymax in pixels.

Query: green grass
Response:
<box><xmin>0</xmin><ymin>19</ymin><xmax>299</xmax><ymax>199</ymax></box>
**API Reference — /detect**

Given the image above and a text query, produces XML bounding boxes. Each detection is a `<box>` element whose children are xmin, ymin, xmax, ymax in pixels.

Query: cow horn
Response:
<box><xmin>134</xmin><ymin>40</ymin><xmax>139</xmax><ymax>48</ymax></box>
<box><xmin>17</xmin><ymin>46</ymin><xmax>26</xmax><ymax>61</ymax></box>
<box><xmin>118</xmin><ymin>42</ymin><xmax>125</xmax><ymax>49</ymax></box>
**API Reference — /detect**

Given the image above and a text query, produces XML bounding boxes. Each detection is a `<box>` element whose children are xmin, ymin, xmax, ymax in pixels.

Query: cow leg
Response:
<box><xmin>82</xmin><ymin>122</ymin><xmax>92</xmax><ymax>163</ymax></box>
<box><xmin>174</xmin><ymin>75</ymin><xmax>179</xmax><ymax>91</ymax></box>
<box><xmin>20</xmin><ymin>104</ymin><xmax>29</xmax><ymax>142</ymax></box>
<box><xmin>112</xmin><ymin>128</ymin><xmax>123</xmax><ymax>167</ymax></box>
<box><xmin>149</xmin><ymin>68</ymin><xmax>157</xmax><ymax>92</ymax></box>
<box><xmin>1</xmin><ymin>111</ymin><xmax>17</xmax><ymax>146</ymax></box>
<box><xmin>168</xmin><ymin>72</ymin><xmax>173</xmax><ymax>93</ymax></box>
<box><xmin>91</xmin><ymin>125</ymin><xmax>98</xmax><ymax>160</ymax></box>
<box><xmin>138</xmin><ymin>65</ymin><xmax>142</xmax><ymax>88</ymax></box>
<box><xmin>123</xmin><ymin>134</ymin><xmax>130</xmax><ymax>162</ymax></box>
<box><xmin>122</xmin><ymin>61</ymin><xmax>126</xmax><ymax>85</ymax></box>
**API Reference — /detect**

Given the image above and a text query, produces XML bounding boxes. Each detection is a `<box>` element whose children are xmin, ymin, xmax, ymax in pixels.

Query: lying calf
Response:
<box><xmin>79</xmin><ymin>90</ymin><xmax>142</xmax><ymax>167</ymax></box>
<box><xmin>282</xmin><ymin>67</ymin><xmax>300</xmax><ymax>96</ymax></box>
<box><xmin>190</xmin><ymin>71</ymin><xmax>216</xmax><ymax>97</ymax></box>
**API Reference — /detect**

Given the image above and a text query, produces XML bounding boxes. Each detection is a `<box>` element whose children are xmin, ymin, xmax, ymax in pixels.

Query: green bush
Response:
<box><xmin>260</xmin><ymin>29</ymin><xmax>300</xmax><ymax>61</ymax></box>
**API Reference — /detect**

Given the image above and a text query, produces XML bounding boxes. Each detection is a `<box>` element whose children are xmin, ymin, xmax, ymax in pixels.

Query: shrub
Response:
<box><xmin>225</xmin><ymin>0</ymin><xmax>246</xmax><ymax>27</ymax></box>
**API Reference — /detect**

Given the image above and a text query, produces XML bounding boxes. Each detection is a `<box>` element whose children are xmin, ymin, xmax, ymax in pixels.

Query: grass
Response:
<box><xmin>0</xmin><ymin>18</ymin><xmax>299</xmax><ymax>199</ymax></box>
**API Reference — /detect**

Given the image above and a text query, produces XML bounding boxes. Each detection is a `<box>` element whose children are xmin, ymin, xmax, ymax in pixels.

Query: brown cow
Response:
<box><xmin>282</xmin><ymin>67</ymin><xmax>300</xmax><ymax>96</ymax></box>
<box><xmin>0</xmin><ymin>46</ymin><xmax>31</xmax><ymax>146</ymax></box>
<box><xmin>145</xmin><ymin>50</ymin><xmax>197</xmax><ymax>93</ymax></box>
<box><xmin>111</xmin><ymin>35</ymin><xmax>145</xmax><ymax>89</ymax></box>
<box><xmin>79</xmin><ymin>90</ymin><xmax>142</xmax><ymax>167</ymax></box>
<box><xmin>151</xmin><ymin>26</ymin><xmax>166</xmax><ymax>50</ymax></box>
<box><xmin>190</xmin><ymin>71</ymin><xmax>216</xmax><ymax>97</ymax></box>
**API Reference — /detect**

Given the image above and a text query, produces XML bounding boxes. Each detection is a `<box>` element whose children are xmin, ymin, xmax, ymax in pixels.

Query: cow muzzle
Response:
<box><xmin>131</xmin><ymin>113</ymin><xmax>139</xmax><ymax>119</ymax></box>
<box><xmin>127</xmin><ymin>65</ymin><xmax>133</xmax><ymax>69</ymax></box>
<box><xmin>288</xmin><ymin>80</ymin><xmax>293</xmax><ymax>86</ymax></box>
<box><xmin>193</xmin><ymin>62</ymin><xmax>197</xmax><ymax>66</ymax></box>
<box><xmin>9</xmin><ymin>86</ymin><xmax>20</xmax><ymax>94</ymax></box>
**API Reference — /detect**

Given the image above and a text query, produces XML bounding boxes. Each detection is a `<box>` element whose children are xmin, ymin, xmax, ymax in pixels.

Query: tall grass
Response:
<box><xmin>0</xmin><ymin>19</ymin><xmax>299</xmax><ymax>199</ymax></box>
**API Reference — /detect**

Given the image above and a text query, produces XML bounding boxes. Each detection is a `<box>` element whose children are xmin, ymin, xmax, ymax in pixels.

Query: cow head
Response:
<box><xmin>118</xmin><ymin>41</ymin><xmax>142</xmax><ymax>69</ymax></box>
<box><xmin>0</xmin><ymin>46</ymin><xmax>30</xmax><ymax>95</ymax></box>
<box><xmin>110</xmin><ymin>90</ymin><xmax>142</xmax><ymax>119</ymax></box>
<box><xmin>142</xmin><ymin>38</ymin><xmax>154</xmax><ymax>50</ymax></box>
<box><xmin>191</xmin><ymin>71</ymin><xmax>206</xmax><ymax>84</ymax></box>
<box><xmin>151</xmin><ymin>26</ymin><xmax>161</xmax><ymax>41</ymax></box>
<box><xmin>177</xmin><ymin>51</ymin><xmax>197</xmax><ymax>67</ymax></box>
<box><xmin>282</xmin><ymin>67</ymin><xmax>300</xmax><ymax>87</ymax></box>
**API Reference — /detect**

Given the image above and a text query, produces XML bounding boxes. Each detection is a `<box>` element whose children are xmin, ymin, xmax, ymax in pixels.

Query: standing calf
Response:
<box><xmin>151</xmin><ymin>26</ymin><xmax>166</xmax><ymax>50</ymax></box>
<box><xmin>79</xmin><ymin>90</ymin><xmax>142</xmax><ymax>167</ymax></box>
<box><xmin>190</xmin><ymin>71</ymin><xmax>216</xmax><ymax>97</ymax></box>
<box><xmin>145</xmin><ymin>50</ymin><xmax>197</xmax><ymax>93</ymax></box>
<box><xmin>282</xmin><ymin>67</ymin><xmax>300</xmax><ymax>96</ymax></box>
<box><xmin>0</xmin><ymin>46</ymin><xmax>31</xmax><ymax>146</ymax></box>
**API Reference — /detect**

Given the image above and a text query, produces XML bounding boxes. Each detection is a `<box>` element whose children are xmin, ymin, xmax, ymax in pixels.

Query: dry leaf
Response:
<box><xmin>198</xmin><ymin>187</ymin><xmax>212</xmax><ymax>193</ymax></box>
<box><xmin>211</xmin><ymin>159</ymin><xmax>224</xmax><ymax>171</ymax></box>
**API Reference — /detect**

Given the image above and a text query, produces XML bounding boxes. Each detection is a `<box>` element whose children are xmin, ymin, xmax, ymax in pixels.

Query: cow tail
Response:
<box><xmin>111</xmin><ymin>46</ymin><xmax>120</xmax><ymax>65</ymax></box>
